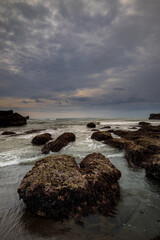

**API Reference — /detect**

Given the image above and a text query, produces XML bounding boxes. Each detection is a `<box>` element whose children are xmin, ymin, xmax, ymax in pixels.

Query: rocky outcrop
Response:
<box><xmin>93</xmin><ymin>126</ymin><xmax>160</xmax><ymax>179</ymax></box>
<box><xmin>0</xmin><ymin>110</ymin><xmax>27</xmax><ymax>127</ymax></box>
<box><xmin>87</xmin><ymin>122</ymin><xmax>96</xmax><ymax>128</ymax></box>
<box><xmin>18</xmin><ymin>153</ymin><xmax>121</xmax><ymax>220</ymax></box>
<box><xmin>2</xmin><ymin>131</ymin><xmax>16</xmax><ymax>135</ymax></box>
<box><xmin>42</xmin><ymin>133</ymin><xmax>76</xmax><ymax>154</ymax></box>
<box><xmin>32</xmin><ymin>133</ymin><xmax>52</xmax><ymax>145</ymax></box>
<box><xmin>91</xmin><ymin>131</ymin><xmax>112</xmax><ymax>141</ymax></box>
<box><xmin>149</xmin><ymin>113</ymin><xmax>160</xmax><ymax>120</ymax></box>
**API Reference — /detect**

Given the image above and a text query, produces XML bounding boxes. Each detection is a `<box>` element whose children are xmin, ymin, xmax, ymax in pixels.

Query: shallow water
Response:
<box><xmin>0</xmin><ymin>118</ymin><xmax>160</xmax><ymax>240</ymax></box>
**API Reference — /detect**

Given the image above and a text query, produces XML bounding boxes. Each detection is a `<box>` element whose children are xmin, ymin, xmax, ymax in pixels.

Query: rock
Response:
<box><xmin>139</xmin><ymin>121</ymin><xmax>151</xmax><ymax>126</ymax></box>
<box><xmin>145</xmin><ymin>155</ymin><xmax>160</xmax><ymax>180</ymax></box>
<box><xmin>104</xmin><ymin>138</ymin><xmax>131</xmax><ymax>150</ymax></box>
<box><xmin>91</xmin><ymin>131</ymin><xmax>112</xmax><ymax>141</ymax></box>
<box><xmin>32</xmin><ymin>133</ymin><xmax>52</xmax><ymax>145</ymax></box>
<box><xmin>87</xmin><ymin>122</ymin><xmax>96</xmax><ymax>128</ymax></box>
<box><xmin>2</xmin><ymin>131</ymin><xmax>16</xmax><ymax>135</ymax></box>
<box><xmin>149</xmin><ymin>113</ymin><xmax>160</xmax><ymax>120</ymax></box>
<box><xmin>0</xmin><ymin>110</ymin><xmax>27</xmax><ymax>127</ymax></box>
<box><xmin>100</xmin><ymin>126</ymin><xmax>111</xmax><ymax>129</ymax></box>
<box><xmin>99</xmin><ymin>128</ymin><xmax>160</xmax><ymax>169</ymax></box>
<box><xmin>25</xmin><ymin>116</ymin><xmax>29</xmax><ymax>120</ymax></box>
<box><xmin>25</xmin><ymin>129</ymin><xmax>44</xmax><ymax>134</ymax></box>
<box><xmin>42</xmin><ymin>132</ymin><xmax>76</xmax><ymax>154</ymax></box>
<box><xmin>151</xmin><ymin>235</ymin><xmax>160</xmax><ymax>240</ymax></box>
<box><xmin>129</xmin><ymin>127</ymin><xmax>137</xmax><ymax>129</ymax></box>
<box><xmin>0</xmin><ymin>110</ymin><xmax>13</xmax><ymax>115</ymax></box>
<box><xmin>91</xmin><ymin>129</ymin><xmax>99</xmax><ymax>132</ymax></box>
<box><xmin>18</xmin><ymin>153</ymin><xmax>121</xmax><ymax>220</ymax></box>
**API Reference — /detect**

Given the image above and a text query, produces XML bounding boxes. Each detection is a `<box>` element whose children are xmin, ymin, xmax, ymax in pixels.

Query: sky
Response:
<box><xmin>0</xmin><ymin>0</ymin><xmax>160</xmax><ymax>119</ymax></box>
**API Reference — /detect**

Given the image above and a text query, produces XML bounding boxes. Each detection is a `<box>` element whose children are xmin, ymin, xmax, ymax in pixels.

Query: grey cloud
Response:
<box><xmin>0</xmin><ymin>0</ymin><xmax>160</xmax><ymax>116</ymax></box>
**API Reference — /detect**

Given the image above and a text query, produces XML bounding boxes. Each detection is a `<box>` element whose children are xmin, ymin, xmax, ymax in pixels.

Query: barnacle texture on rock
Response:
<box><xmin>18</xmin><ymin>153</ymin><xmax>121</xmax><ymax>220</ymax></box>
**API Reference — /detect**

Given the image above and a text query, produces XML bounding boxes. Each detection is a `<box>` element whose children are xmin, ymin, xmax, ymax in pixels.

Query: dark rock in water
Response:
<box><xmin>87</xmin><ymin>122</ymin><xmax>96</xmax><ymax>128</ymax></box>
<box><xmin>0</xmin><ymin>110</ymin><xmax>27</xmax><ymax>127</ymax></box>
<box><xmin>149</xmin><ymin>113</ymin><xmax>160</xmax><ymax>120</ymax></box>
<box><xmin>42</xmin><ymin>132</ymin><xmax>76</xmax><ymax>154</ymax></box>
<box><xmin>2</xmin><ymin>131</ymin><xmax>16</xmax><ymax>135</ymax></box>
<box><xmin>25</xmin><ymin>129</ymin><xmax>44</xmax><ymax>134</ymax></box>
<box><xmin>100</xmin><ymin>126</ymin><xmax>111</xmax><ymax>129</ymax></box>
<box><xmin>32</xmin><ymin>133</ymin><xmax>52</xmax><ymax>145</ymax></box>
<box><xmin>139</xmin><ymin>121</ymin><xmax>151</xmax><ymax>126</ymax></box>
<box><xmin>129</xmin><ymin>127</ymin><xmax>137</xmax><ymax>129</ymax></box>
<box><xmin>91</xmin><ymin>129</ymin><xmax>100</xmax><ymax>132</ymax></box>
<box><xmin>25</xmin><ymin>116</ymin><xmax>29</xmax><ymax>120</ymax></box>
<box><xmin>91</xmin><ymin>131</ymin><xmax>112</xmax><ymax>141</ymax></box>
<box><xmin>18</xmin><ymin>153</ymin><xmax>121</xmax><ymax>220</ymax></box>
<box><xmin>145</xmin><ymin>155</ymin><xmax>160</xmax><ymax>180</ymax></box>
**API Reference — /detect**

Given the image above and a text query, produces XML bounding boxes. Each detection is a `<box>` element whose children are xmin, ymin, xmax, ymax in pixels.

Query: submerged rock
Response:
<box><xmin>42</xmin><ymin>132</ymin><xmax>76</xmax><ymax>154</ymax></box>
<box><xmin>100</xmin><ymin>126</ymin><xmax>111</xmax><ymax>129</ymax></box>
<box><xmin>32</xmin><ymin>133</ymin><xmax>52</xmax><ymax>145</ymax></box>
<box><xmin>0</xmin><ymin>110</ymin><xmax>27</xmax><ymax>127</ymax></box>
<box><xmin>139</xmin><ymin>121</ymin><xmax>151</xmax><ymax>126</ymax></box>
<box><xmin>2</xmin><ymin>131</ymin><xmax>16</xmax><ymax>135</ymax></box>
<box><xmin>87</xmin><ymin>122</ymin><xmax>96</xmax><ymax>128</ymax></box>
<box><xmin>18</xmin><ymin>153</ymin><xmax>121</xmax><ymax>220</ymax></box>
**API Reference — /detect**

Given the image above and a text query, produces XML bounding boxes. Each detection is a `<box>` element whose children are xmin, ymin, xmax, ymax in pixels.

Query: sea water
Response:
<box><xmin>0</xmin><ymin>118</ymin><xmax>159</xmax><ymax>240</ymax></box>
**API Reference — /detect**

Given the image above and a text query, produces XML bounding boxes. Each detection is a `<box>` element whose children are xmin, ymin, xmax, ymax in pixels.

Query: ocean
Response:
<box><xmin>0</xmin><ymin>118</ymin><xmax>160</xmax><ymax>240</ymax></box>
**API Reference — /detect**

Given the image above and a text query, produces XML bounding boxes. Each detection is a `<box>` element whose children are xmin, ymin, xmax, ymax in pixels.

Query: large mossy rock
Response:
<box><xmin>0</xmin><ymin>110</ymin><xmax>27</xmax><ymax>127</ymax></box>
<box><xmin>18</xmin><ymin>153</ymin><xmax>121</xmax><ymax>220</ymax></box>
<box><xmin>32</xmin><ymin>133</ymin><xmax>52</xmax><ymax>145</ymax></box>
<box><xmin>42</xmin><ymin>132</ymin><xmax>76</xmax><ymax>154</ymax></box>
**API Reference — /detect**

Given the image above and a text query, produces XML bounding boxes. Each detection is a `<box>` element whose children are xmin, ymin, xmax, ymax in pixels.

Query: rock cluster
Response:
<box><xmin>42</xmin><ymin>132</ymin><xmax>76</xmax><ymax>154</ymax></box>
<box><xmin>32</xmin><ymin>133</ymin><xmax>52</xmax><ymax>145</ymax></box>
<box><xmin>92</xmin><ymin>124</ymin><xmax>160</xmax><ymax>180</ymax></box>
<box><xmin>18</xmin><ymin>153</ymin><xmax>121</xmax><ymax>220</ymax></box>
<box><xmin>0</xmin><ymin>110</ymin><xmax>28</xmax><ymax>127</ymax></box>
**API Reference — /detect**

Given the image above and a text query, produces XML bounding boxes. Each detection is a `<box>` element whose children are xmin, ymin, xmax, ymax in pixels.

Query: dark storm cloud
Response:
<box><xmin>0</xmin><ymin>0</ymin><xmax>160</xmax><ymax>116</ymax></box>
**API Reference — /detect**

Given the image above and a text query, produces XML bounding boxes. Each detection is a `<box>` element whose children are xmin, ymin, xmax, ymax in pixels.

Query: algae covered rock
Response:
<box><xmin>42</xmin><ymin>132</ymin><xmax>76</xmax><ymax>154</ymax></box>
<box><xmin>18</xmin><ymin>153</ymin><xmax>121</xmax><ymax>220</ymax></box>
<box><xmin>91</xmin><ymin>131</ymin><xmax>112</xmax><ymax>141</ymax></box>
<box><xmin>32</xmin><ymin>133</ymin><xmax>52</xmax><ymax>145</ymax></box>
<box><xmin>87</xmin><ymin>122</ymin><xmax>96</xmax><ymax>128</ymax></box>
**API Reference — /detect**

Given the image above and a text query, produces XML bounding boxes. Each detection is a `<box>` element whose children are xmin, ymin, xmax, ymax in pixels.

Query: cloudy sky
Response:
<box><xmin>0</xmin><ymin>0</ymin><xmax>160</xmax><ymax>118</ymax></box>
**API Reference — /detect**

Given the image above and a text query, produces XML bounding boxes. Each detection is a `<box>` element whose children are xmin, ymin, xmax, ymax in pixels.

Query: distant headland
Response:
<box><xmin>0</xmin><ymin>110</ymin><xmax>29</xmax><ymax>127</ymax></box>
